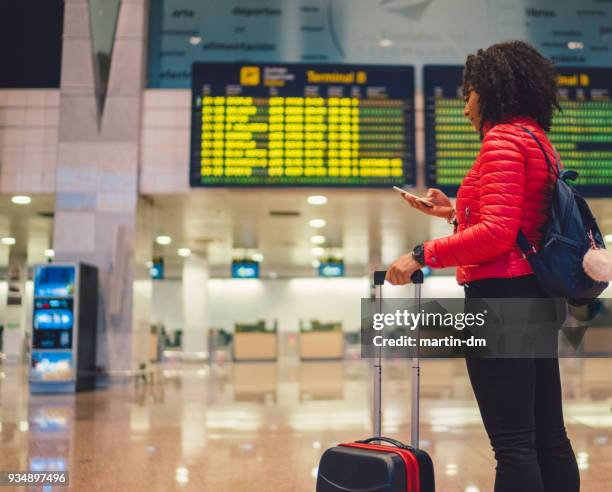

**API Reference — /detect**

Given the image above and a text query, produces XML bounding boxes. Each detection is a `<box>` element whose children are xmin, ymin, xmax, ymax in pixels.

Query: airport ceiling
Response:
<box><xmin>148</xmin><ymin>190</ymin><xmax>612</xmax><ymax>276</ymax></box>
<box><xmin>1</xmin><ymin>191</ymin><xmax>611</xmax><ymax>277</ymax></box>
<box><xmin>148</xmin><ymin>188</ymin><xmax>437</xmax><ymax>276</ymax></box>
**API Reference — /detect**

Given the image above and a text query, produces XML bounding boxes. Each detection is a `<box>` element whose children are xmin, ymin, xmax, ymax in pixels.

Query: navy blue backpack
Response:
<box><xmin>515</xmin><ymin>126</ymin><xmax>608</xmax><ymax>306</ymax></box>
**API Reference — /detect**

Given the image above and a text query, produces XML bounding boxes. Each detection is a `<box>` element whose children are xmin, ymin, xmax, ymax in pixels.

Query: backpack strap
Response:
<box><xmin>513</xmin><ymin>125</ymin><xmax>559</xmax><ymax>257</ymax></box>
<box><xmin>517</xmin><ymin>229</ymin><xmax>537</xmax><ymax>259</ymax></box>
<box><xmin>515</xmin><ymin>125</ymin><xmax>561</xmax><ymax>178</ymax></box>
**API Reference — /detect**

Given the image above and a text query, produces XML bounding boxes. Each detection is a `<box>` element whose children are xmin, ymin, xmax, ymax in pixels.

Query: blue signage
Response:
<box><xmin>150</xmin><ymin>258</ymin><xmax>165</xmax><ymax>280</ymax></box>
<box><xmin>232</xmin><ymin>261</ymin><xmax>260</xmax><ymax>278</ymax></box>
<box><xmin>319</xmin><ymin>261</ymin><xmax>345</xmax><ymax>277</ymax></box>
<box><xmin>148</xmin><ymin>0</ymin><xmax>612</xmax><ymax>89</ymax></box>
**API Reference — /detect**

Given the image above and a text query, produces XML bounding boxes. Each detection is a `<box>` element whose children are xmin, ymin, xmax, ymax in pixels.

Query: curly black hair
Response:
<box><xmin>463</xmin><ymin>41</ymin><xmax>560</xmax><ymax>136</ymax></box>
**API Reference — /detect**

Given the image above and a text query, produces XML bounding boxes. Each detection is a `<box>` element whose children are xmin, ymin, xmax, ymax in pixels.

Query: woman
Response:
<box><xmin>386</xmin><ymin>41</ymin><xmax>580</xmax><ymax>491</ymax></box>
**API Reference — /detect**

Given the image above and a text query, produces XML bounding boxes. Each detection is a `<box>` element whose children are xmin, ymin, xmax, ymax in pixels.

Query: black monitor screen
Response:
<box><xmin>0</xmin><ymin>0</ymin><xmax>64</xmax><ymax>88</ymax></box>
<box><xmin>190</xmin><ymin>63</ymin><xmax>416</xmax><ymax>187</ymax></box>
<box><xmin>424</xmin><ymin>65</ymin><xmax>612</xmax><ymax>197</ymax></box>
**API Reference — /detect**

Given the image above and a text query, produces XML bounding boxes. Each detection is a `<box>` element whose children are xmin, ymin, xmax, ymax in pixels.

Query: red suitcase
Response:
<box><xmin>316</xmin><ymin>270</ymin><xmax>435</xmax><ymax>492</ymax></box>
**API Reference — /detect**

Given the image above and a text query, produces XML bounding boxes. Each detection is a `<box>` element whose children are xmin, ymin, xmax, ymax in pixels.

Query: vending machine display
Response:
<box><xmin>32</xmin><ymin>298</ymin><xmax>74</xmax><ymax>349</ymax></box>
<box><xmin>30</xmin><ymin>264</ymin><xmax>98</xmax><ymax>393</ymax></box>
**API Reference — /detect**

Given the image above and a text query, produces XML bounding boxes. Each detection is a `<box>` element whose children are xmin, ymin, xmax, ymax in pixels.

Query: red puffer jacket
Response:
<box><xmin>424</xmin><ymin>116</ymin><xmax>558</xmax><ymax>284</ymax></box>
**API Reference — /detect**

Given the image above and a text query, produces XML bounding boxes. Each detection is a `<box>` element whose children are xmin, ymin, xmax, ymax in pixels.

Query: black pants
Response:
<box><xmin>464</xmin><ymin>275</ymin><xmax>580</xmax><ymax>492</ymax></box>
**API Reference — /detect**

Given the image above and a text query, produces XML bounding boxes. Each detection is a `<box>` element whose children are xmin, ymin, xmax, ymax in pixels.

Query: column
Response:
<box><xmin>182</xmin><ymin>255</ymin><xmax>209</xmax><ymax>357</ymax></box>
<box><xmin>2</xmin><ymin>250</ymin><xmax>27</xmax><ymax>363</ymax></box>
<box><xmin>53</xmin><ymin>0</ymin><xmax>148</xmax><ymax>373</ymax></box>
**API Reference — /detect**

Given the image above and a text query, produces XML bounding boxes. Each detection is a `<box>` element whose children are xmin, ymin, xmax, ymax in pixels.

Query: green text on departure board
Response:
<box><xmin>425</xmin><ymin>66</ymin><xmax>612</xmax><ymax>196</ymax></box>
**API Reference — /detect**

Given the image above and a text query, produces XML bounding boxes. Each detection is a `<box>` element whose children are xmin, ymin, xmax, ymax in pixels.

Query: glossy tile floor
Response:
<box><xmin>1</xmin><ymin>357</ymin><xmax>611</xmax><ymax>491</ymax></box>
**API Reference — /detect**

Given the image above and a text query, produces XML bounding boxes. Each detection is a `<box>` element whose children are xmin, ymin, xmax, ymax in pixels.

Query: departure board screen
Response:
<box><xmin>424</xmin><ymin>65</ymin><xmax>612</xmax><ymax>197</ymax></box>
<box><xmin>190</xmin><ymin>63</ymin><xmax>416</xmax><ymax>187</ymax></box>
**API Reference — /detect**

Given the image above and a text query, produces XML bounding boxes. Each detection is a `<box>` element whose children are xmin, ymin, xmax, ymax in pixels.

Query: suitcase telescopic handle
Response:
<box><xmin>356</xmin><ymin>437</ymin><xmax>412</xmax><ymax>450</ymax></box>
<box><xmin>374</xmin><ymin>270</ymin><xmax>424</xmax><ymax>286</ymax></box>
<box><xmin>372</xmin><ymin>269</ymin><xmax>424</xmax><ymax>449</ymax></box>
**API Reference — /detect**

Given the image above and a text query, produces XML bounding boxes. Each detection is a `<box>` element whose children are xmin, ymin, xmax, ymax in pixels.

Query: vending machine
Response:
<box><xmin>29</xmin><ymin>263</ymin><xmax>98</xmax><ymax>393</ymax></box>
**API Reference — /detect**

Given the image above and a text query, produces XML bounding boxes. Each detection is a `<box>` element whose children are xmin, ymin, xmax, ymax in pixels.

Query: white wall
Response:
<box><xmin>0</xmin><ymin>89</ymin><xmax>58</xmax><ymax>193</ymax></box>
<box><xmin>153</xmin><ymin>277</ymin><xmax>370</xmax><ymax>333</ymax></box>
<box><xmin>150</xmin><ymin>275</ymin><xmax>465</xmax><ymax>335</ymax></box>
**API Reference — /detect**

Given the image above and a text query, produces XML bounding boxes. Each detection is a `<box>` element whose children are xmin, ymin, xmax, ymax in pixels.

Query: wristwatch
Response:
<box><xmin>412</xmin><ymin>244</ymin><xmax>425</xmax><ymax>266</ymax></box>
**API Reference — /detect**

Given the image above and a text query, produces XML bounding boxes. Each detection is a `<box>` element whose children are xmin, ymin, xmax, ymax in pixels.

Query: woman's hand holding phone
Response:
<box><xmin>398</xmin><ymin>187</ymin><xmax>453</xmax><ymax>220</ymax></box>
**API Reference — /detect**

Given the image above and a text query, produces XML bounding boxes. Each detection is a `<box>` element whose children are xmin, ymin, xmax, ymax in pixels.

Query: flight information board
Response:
<box><xmin>190</xmin><ymin>63</ymin><xmax>416</xmax><ymax>187</ymax></box>
<box><xmin>424</xmin><ymin>65</ymin><xmax>612</xmax><ymax>197</ymax></box>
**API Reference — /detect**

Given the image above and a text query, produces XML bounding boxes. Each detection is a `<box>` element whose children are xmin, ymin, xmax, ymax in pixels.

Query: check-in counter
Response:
<box><xmin>299</xmin><ymin>321</ymin><xmax>344</xmax><ymax>360</ymax></box>
<box><xmin>232</xmin><ymin>320</ymin><xmax>278</xmax><ymax>361</ymax></box>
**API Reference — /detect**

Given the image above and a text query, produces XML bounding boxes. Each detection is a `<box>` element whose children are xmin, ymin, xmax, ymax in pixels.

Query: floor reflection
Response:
<box><xmin>0</xmin><ymin>358</ymin><xmax>610</xmax><ymax>491</ymax></box>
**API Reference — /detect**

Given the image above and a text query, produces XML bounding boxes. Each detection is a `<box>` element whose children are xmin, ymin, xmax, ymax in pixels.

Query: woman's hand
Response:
<box><xmin>386</xmin><ymin>254</ymin><xmax>422</xmax><ymax>285</ymax></box>
<box><xmin>401</xmin><ymin>188</ymin><xmax>452</xmax><ymax>220</ymax></box>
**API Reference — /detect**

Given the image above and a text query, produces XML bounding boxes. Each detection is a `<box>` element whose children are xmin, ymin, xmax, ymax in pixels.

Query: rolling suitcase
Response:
<box><xmin>316</xmin><ymin>270</ymin><xmax>435</xmax><ymax>492</ymax></box>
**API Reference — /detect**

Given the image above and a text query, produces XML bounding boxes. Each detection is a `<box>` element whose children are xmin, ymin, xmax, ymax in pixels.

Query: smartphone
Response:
<box><xmin>392</xmin><ymin>186</ymin><xmax>434</xmax><ymax>207</ymax></box>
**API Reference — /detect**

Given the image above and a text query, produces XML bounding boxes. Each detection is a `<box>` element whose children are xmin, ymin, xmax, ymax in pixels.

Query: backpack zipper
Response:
<box><xmin>588</xmin><ymin>230</ymin><xmax>598</xmax><ymax>250</ymax></box>
<box><xmin>465</xmin><ymin>206</ymin><xmax>470</xmax><ymax>227</ymax></box>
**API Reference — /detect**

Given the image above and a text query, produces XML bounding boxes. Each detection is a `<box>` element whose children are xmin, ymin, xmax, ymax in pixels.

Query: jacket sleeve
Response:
<box><xmin>423</xmin><ymin>128</ymin><xmax>525</xmax><ymax>269</ymax></box>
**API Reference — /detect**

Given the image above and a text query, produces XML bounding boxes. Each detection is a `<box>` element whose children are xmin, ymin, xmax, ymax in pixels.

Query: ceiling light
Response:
<box><xmin>604</xmin><ymin>234</ymin><xmax>612</xmax><ymax>243</ymax></box>
<box><xmin>177</xmin><ymin>248</ymin><xmax>191</xmax><ymax>257</ymax></box>
<box><xmin>155</xmin><ymin>235</ymin><xmax>172</xmax><ymax>245</ymax></box>
<box><xmin>252</xmin><ymin>253</ymin><xmax>264</xmax><ymax>262</ymax></box>
<box><xmin>567</xmin><ymin>41</ymin><xmax>584</xmax><ymax>50</ymax></box>
<box><xmin>189</xmin><ymin>36</ymin><xmax>202</xmax><ymax>45</ymax></box>
<box><xmin>312</xmin><ymin>259</ymin><xmax>321</xmax><ymax>268</ymax></box>
<box><xmin>380</xmin><ymin>38</ymin><xmax>393</xmax><ymax>48</ymax></box>
<box><xmin>44</xmin><ymin>249</ymin><xmax>55</xmax><ymax>258</ymax></box>
<box><xmin>311</xmin><ymin>247</ymin><xmax>324</xmax><ymax>256</ymax></box>
<box><xmin>309</xmin><ymin>219</ymin><xmax>326</xmax><ymax>228</ymax></box>
<box><xmin>1</xmin><ymin>237</ymin><xmax>16</xmax><ymax>245</ymax></box>
<box><xmin>11</xmin><ymin>195</ymin><xmax>31</xmax><ymax>205</ymax></box>
<box><xmin>307</xmin><ymin>195</ymin><xmax>328</xmax><ymax>205</ymax></box>
<box><xmin>310</xmin><ymin>235</ymin><xmax>326</xmax><ymax>245</ymax></box>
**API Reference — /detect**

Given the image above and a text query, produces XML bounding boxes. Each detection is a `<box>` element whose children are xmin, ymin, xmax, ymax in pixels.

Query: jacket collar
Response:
<box><xmin>482</xmin><ymin>116</ymin><xmax>539</xmax><ymax>136</ymax></box>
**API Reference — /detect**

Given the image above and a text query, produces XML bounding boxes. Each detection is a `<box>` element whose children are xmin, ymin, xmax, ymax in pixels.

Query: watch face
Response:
<box><xmin>412</xmin><ymin>245</ymin><xmax>425</xmax><ymax>264</ymax></box>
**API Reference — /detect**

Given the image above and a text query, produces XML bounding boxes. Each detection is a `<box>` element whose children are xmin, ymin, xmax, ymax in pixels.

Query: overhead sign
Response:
<box><xmin>424</xmin><ymin>65</ymin><xmax>612</xmax><ymax>197</ymax></box>
<box><xmin>191</xmin><ymin>62</ymin><xmax>416</xmax><ymax>187</ymax></box>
